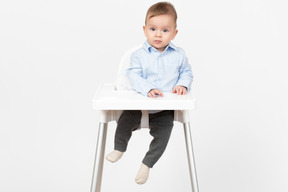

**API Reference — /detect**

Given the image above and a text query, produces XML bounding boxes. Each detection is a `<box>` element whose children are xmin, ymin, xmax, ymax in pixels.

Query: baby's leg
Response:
<box><xmin>135</xmin><ymin>110</ymin><xmax>174</xmax><ymax>184</ymax></box>
<box><xmin>106</xmin><ymin>110</ymin><xmax>142</xmax><ymax>163</ymax></box>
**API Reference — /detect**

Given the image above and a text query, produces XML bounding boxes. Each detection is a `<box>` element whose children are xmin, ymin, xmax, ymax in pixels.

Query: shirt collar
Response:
<box><xmin>143</xmin><ymin>40</ymin><xmax>177</xmax><ymax>53</ymax></box>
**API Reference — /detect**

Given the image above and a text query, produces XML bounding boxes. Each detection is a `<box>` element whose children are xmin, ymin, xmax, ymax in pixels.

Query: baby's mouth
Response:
<box><xmin>154</xmin><ymin>40</ymin><xmax>162</xmax><ymax>44</ymax></box>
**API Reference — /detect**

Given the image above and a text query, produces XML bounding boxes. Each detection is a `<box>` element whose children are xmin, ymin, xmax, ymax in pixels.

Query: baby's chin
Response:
<box><xmin>154</xmin><ymin>45</ymin><xmax>168</xmax><ymax>52</ymax></box>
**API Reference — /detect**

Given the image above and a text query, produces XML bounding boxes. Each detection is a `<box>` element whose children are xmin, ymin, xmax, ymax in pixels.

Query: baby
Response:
<box><xmin>106</xmin><ymin>2</ymin><xmax>193</xmax><ymax>184</ymax></box>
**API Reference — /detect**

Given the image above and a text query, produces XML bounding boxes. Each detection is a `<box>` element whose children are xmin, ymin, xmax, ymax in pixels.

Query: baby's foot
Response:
<box><xmin>105</xmin><ymin>150</ymin><xmax>124</xmax><ymax>163</ymax></box>
<box><xmin>135</xmin><ymin>163</ymin><xmax>150</xmax><ymax>184</ymax></box>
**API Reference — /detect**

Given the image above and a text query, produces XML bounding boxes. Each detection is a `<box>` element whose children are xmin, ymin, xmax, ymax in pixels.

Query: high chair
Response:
<box><xmin>91</xmin><ymin>45</ymin><xmax>199</xmax><ymax>192</ymax></box>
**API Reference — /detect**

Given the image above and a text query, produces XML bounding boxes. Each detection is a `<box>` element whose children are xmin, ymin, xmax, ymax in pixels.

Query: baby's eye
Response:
<box><xmin>163</xmin><ymin>29</ymin><xmax>168</xmax><ymax>32</ymax></box>
<box><xmin>151</xmin><ymin>28</ymin><xmax>156</xmax><ymax>31</ymax></box>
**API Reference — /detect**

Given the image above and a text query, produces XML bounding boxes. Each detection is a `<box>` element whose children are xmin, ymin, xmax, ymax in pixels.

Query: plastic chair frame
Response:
<box><xmin>90</xmin><ymin>46</ymin><xmax>200</xmax><ymax>192</ymax></box>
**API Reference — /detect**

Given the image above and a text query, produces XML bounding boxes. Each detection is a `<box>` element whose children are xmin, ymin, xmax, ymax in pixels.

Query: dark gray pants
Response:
<box><xmin>114</xmin><ymin>110</ymin><xmax>174</xmax><ymax>168</ymax></box>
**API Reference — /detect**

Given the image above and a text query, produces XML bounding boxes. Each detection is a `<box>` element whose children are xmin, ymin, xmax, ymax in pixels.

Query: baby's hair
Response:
<box><xmin>145</xmin><ymin>2</ymin><xmax>177</xmax><ymax>27</ymax></box>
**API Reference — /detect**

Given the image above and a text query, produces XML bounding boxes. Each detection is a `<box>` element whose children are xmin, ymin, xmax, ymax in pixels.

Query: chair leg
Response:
<box><xmin>183</xmin><ymin>122</ymin><xmax>200</xmax><ymax>192</ymax></box>
<box><xmin>90</xmin><ymin>123</ymin><xmax>108</xmax><ymax>192</ymax></box>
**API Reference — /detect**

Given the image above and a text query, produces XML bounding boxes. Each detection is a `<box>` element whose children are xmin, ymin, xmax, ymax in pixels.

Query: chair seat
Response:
<box><xmin>93</xmin><ymin>83</ymin><xmax>196</xmax><ymax>127</ymax></box>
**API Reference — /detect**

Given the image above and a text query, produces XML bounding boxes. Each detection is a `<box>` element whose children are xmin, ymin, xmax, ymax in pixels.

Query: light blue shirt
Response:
<box><xmin>127</xmin><ymin>41</ymin><xmax>193</xmax><ymax>96</ymax></box>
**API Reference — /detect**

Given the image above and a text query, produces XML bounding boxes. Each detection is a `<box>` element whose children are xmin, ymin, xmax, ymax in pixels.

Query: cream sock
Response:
<box><xmin>135</xmin><ymin>163</ymin><xmax>150</xmax><ymax>185</ymax></box>
<box><xmin>105</xmin><ymin>150</ymin><xmax>124</xmax><ymax>163</ymax></box>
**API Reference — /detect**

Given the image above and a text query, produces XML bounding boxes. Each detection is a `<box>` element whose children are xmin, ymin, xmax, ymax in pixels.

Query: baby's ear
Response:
<box><xmin>172</xmin><ymin>29</ymin><xmax>178</xmax><ymax>40</ymax></box>
<box><xmin>143</xmin><ymin>26</ymin><xmax>147</xmax><ymax>37</ymax></box>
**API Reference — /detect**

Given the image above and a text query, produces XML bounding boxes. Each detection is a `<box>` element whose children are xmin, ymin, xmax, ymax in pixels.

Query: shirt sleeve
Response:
<box><xmin>175</xmin><ymin>53</ymin><xmax>193</xmax><ymax>92</ymax></box>
<box><xmin>126</xmin><ymin>53</ymin><xmax>156</xmax><ymax>96</ymax></box>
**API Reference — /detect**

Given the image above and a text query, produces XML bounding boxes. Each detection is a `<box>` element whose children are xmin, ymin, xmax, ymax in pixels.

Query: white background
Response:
<box><xmin>1</xmin><ymin>0</ymin><xmax>288</xmax><ymax>191</ymax></box>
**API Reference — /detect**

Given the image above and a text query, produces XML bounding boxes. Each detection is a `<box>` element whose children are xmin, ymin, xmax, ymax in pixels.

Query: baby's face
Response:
<box><xmin>143</xmin><ymin>14</ymin><xmax>178</xmax><ymax>53</ymax></box>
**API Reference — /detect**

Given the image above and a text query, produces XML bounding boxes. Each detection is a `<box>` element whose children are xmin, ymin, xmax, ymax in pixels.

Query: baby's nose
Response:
<box><xmin>156</xmin><ymin>30</ymin><xmax>162</xmax><ymax>37</ymax></box>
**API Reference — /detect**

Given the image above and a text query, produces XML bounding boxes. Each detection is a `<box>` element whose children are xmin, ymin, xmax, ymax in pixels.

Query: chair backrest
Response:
<box><xmin>114</xmin><ymin>45</ymin><xmax>142</xmax><ymax>90</ymax></box>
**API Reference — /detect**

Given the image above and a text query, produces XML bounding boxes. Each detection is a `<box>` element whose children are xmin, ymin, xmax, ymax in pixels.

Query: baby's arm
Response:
<box><xmin>127</xmin><ymin>53</ymin><xmax>155</xmax><ymax>96</ymax></box>
<box><xmin>174</xmin><ymin>50</ymin><xmax>193</xmax><ymax>92</ymax></box>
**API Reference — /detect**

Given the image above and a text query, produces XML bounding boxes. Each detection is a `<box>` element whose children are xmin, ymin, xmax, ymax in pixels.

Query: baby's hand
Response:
<box><xmin>148</xmin><ymin>89</ymin><xmax>164</xmax><ymax>98</ymax></box>
<box><xmin>172</xmin><ymin>85</ymin><xmax>187</xmax><ymax>95</ymax></box>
